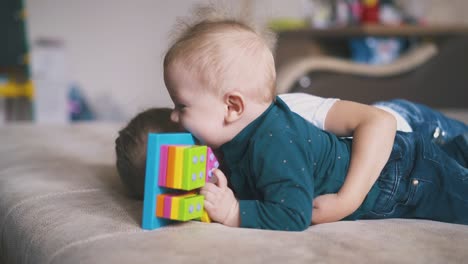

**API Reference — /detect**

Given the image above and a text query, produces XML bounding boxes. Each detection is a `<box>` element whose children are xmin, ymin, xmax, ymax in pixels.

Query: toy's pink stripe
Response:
<box><xmin>158</xmin><ymin>145</ymin><xmax>169</xmax><ymax>187</ymax></box>
<box><xmin>163</xmin><ymin>195</ymin><xmax>172</xmax><ymax>218</ymax></box>
<box><xmin>205</xmin><ymin>147</ymin><xmax>219</xmax><ymax>182</ymax></box>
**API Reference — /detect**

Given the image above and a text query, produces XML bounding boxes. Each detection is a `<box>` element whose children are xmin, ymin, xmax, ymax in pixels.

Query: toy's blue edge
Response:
<box><xmin>141</xmin><ymin>132</ymin><xmax>196</xmax><ymax>230</ymax></box>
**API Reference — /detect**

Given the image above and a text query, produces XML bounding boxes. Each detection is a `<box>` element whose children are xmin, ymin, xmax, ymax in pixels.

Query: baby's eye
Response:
<box><xmin>176</xmin><ymin>104</ymin><xmax>186</xmax><ymax>110</ymax></box>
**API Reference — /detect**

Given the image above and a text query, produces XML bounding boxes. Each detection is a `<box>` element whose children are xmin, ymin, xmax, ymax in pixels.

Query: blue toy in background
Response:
<box><xmin>349</xmin><ymin>37</ymin><xmax>406</xmax><ymax>65</ymax></box>
<box><xmin>68</xmin><ymin>83</ymin><xmax>94</xmax><ymax>121</ymax></box>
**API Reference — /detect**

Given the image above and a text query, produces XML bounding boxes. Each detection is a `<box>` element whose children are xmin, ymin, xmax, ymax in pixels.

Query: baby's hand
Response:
<box><xmin>200</xmin><ymin>169</ymin><xmax>239</xmax><ymax>227</ymax></box>
<box><xmin>312</xmin><ymin>193</ymin><xmax>347</xmax><ymax>224</ymax></box>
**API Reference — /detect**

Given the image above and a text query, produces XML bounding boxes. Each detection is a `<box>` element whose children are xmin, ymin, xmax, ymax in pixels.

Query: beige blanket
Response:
<box><xmin>1</xmin><ymin>123</ymin><xmax>467</xmax><ymax>264</ymax></box>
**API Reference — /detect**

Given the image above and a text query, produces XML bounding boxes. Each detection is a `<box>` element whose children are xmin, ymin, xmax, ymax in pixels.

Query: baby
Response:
<box><xmin>115</xmin><ymin>96</ymin><xmax>468</xmax><ymax>202</ymax></box>
<box><xmin>161</xmin><ymin>13</ymin><xmax>467</xmax><ymax>230</ymax></box>
<box><xmin>115</xmin><ymin>108</ymin><xmax>182</xmax><ymax>199</ymax></box>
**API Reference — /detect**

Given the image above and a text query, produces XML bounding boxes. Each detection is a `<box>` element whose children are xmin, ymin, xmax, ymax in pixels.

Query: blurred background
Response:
<box><xmin>1</xmin><ymin>0</ymin><xmax>468</xmax><ymax>124</ymax></box>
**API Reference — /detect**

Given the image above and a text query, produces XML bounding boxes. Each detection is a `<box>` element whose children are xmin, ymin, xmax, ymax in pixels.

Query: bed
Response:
<box><xmin>2</xmin><ymin>36</ymin><xmax>468</xmax><ymax>264</ymax></box>
<box><xmin>1</xmin><ymin>119</ymin><xmax>468</xmax><ymax>264</ymax></box>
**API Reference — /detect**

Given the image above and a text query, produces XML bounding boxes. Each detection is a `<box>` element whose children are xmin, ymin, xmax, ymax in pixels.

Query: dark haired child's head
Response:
<box><xmin>115</xmin><ymin>108</ymin><xmax>183</xmax><ymax>199</ymax></box>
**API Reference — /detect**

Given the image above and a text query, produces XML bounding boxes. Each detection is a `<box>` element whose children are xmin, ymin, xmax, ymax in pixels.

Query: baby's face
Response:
<box><xmin>164</xmin><ymin>63</ymin><xmax>229</xmax><ymax>148</ymax></box>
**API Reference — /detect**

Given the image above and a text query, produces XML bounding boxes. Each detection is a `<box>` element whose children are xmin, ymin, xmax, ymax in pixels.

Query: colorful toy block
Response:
<box><xmin>166</xmin><ymin>145</ymin><xmax>186</xmax><ymax>188</ymax></box>
<box><xmin>157</xmin><ymin>145</ymin><xmax>169</xmax><ymax>187</ymax></box>
<box><xmin>182</xmin><ymin>146</ymin><xmax>208</xmax><ymax>190</ymax></box>
<box><xmin>206</xmin><ymin>147</ymin><xmax>219</xmax><ymax>182</ymax></box>
<box><xmin>142</xmin><ymin>133</ymin><xmax>219</xmax><ymax>230</ymax></box>
<box><xmin>155</xmin><ymin>193</ymin><xmax>204</xmax><ymax>221</ymax></box>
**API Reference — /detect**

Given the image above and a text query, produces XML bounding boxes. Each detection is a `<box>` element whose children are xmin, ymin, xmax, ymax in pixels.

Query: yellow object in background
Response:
<box><xmin>268</xmin><ymin>18</ymin><xmax>308</xmax><ymax>31</ymax></box>
<box><xmin>0</xmin><ymin>80</ymin><xmax>34</xmax><ymax>99</ymax></box>
<box><xmin>363</xmin><ymin>0</ymin><xmax>379</xmax><ymax>7</ymax></box>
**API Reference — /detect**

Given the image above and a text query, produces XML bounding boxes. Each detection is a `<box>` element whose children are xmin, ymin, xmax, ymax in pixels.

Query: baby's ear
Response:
<box><xmin>224</xmin><ymin>92</ymin><xmax>244</xmax><ymax>123</ymax></box>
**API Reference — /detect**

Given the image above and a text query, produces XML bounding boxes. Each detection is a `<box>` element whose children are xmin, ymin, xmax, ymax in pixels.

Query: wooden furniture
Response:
<box><xmin>275</xmin><ymin>24</ymin><xmax>468</xmax><ymax>69</ymax></box>
<box><xmin>274</xmin><ymin>25</ymin><xmax>468</xmax><ymax>109</ymax></box>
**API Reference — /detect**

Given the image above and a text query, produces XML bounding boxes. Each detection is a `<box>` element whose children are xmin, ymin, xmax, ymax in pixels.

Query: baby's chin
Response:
<box><xmin>193</xmin><ymin>136</ymin><xmax>209</xmax><ymax>146</ymax></box>
<box><xmin>194</xmin><ymin>138</ymin><xmax>222</xmax><ymax>149</ymax></box>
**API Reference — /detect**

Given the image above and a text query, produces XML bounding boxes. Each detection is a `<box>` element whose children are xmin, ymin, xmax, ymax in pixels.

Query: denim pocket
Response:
<box><xmin>371</xmin><ymin>177</ymin><xmax>431</xmax><ymax>218</ymax></box>
<box><xmin>421</xmin><ymin>134</ymin><xmax>468</xmax><ymax>182</ymax></box>
<box><xmin>369</xmin><ymin>133</ymin><xmax>423</xmax><ymax>217</ymax></box>
<box><xmin>365</xmin><ymin>133</ymin><xmax>468</xmax><ymax>221</ymax></box>
<box><xmin>370</xmin><ymin>139</ymin><xmax>404</xmax><ymax>215</ymax></box>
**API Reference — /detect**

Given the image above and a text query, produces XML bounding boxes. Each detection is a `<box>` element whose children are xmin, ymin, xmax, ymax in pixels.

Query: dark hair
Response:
<box><xmin>115</xmin><ymin>108</ymin><xmax>182</xmax><ymax>199</ymax></box>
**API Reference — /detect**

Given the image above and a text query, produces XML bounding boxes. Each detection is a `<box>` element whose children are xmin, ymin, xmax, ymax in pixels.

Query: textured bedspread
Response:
<box><xmin>1</xmin><ymin>123</ymin><xmax>468</xmax><ymax>264</ymax></box>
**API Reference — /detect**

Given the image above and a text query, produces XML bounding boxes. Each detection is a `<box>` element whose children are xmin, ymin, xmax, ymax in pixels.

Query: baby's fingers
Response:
<box><xmin>201</xmin><ymin>189</ymin><xmax>218</xmax><ymax>203</ymax></box>
<box><xmin>200</xmin><ymin>182</ymin><xmax>219</xmax><ymax>195</ymax></box>
<box><xmin>204</xmin><ymin>199</ymin><xmax>214</xmax><ymax>211</ymax></box>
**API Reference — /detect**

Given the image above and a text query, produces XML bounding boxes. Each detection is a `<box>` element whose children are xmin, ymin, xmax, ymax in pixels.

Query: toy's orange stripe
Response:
<box><xmin>166</xmin><ymin>146</ymin><xmax>177</xmax><ymax>188</ymax></box>
<box><xmin>156</xmin><ymin>195</ymin><xmax>165</xmax><ymax>218</ymax></box>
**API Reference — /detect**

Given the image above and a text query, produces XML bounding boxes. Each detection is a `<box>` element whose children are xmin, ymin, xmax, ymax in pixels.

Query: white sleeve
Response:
<box><xmin>373</xmin><ymin>105</ymin><xmax>413</xmax><ymax>132</ymax></box>
<box><xmin>278</xmin><ymin>93</ymin><xmax>339</xmax><ymax>130</ymax></box>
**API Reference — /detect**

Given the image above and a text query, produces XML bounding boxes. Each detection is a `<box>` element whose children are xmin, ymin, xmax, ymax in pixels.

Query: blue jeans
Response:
<box><xmin>361</xmin><ymin>132</ymin><xmax>468</xmax><ymax>224</ymax></box>
<box><xmin>373</xmin><ymin>99</ymin><xmax>468</xmax><ymax>144</ymax></box>
<box><xmin>374</xmin><ymin>99</ymin><xmax>468</xmax><ymax>167</ymax></box>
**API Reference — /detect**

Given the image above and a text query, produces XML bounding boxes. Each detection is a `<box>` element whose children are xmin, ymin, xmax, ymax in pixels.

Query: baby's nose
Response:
<box><xmin>170</xmin><ymin>110</ymin><xmax>179</xmax><ymax>123</ymax></box>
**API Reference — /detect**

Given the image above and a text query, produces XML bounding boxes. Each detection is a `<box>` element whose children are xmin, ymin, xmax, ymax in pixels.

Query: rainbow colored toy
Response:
<box><xmin>142</xmin><ymin>133</ymin><xmax>219</xmax><ymax>230</ymax></box>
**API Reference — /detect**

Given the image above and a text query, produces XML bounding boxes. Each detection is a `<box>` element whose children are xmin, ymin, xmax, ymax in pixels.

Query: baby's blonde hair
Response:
<box><xmin>164</xmin><ymin>5</ymin><xmax>276</xmax><ymax>103</ymax></box>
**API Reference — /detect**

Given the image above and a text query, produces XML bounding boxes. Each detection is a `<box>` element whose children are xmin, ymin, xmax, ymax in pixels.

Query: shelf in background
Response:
<box><xmin>277</xmin><ymin>24</ymin><xmax>468</xmax><ymax>38</ymax></box>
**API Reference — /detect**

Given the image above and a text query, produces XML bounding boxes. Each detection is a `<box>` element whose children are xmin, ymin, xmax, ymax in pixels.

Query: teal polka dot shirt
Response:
<box><xmin>220</xmin><ymin>97</ymin><xmax>359</xmax><ymax>231</ymax></box>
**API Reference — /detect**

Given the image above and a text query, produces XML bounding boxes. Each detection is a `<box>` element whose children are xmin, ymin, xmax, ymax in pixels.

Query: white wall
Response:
<box><xmin>26</xmin><ymin>0</ymin><xmax>467</xmax><ymax>121</ymax></box>
<box><xmin>25</xmin><ymin>0</ymin><xmax>306</xmax><ymax>121</ymax></box>
<box><xmin>25</xmin><ymin>0</ymin><xmax>204</xmax><ymax>120</ymax></box>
